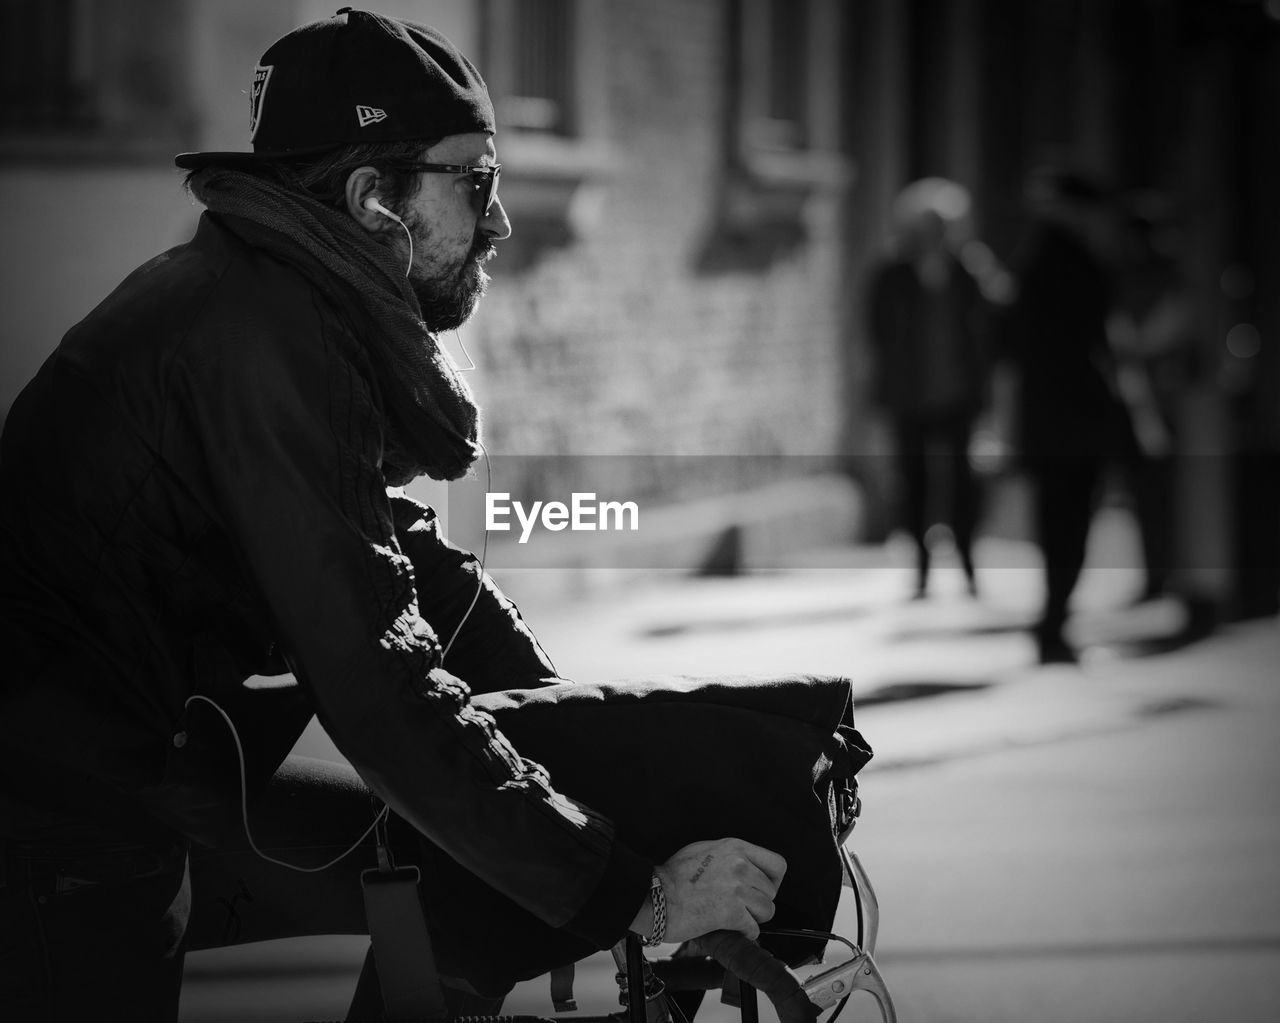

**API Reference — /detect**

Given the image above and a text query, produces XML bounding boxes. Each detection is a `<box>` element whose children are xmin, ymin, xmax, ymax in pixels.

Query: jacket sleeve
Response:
<box><xmin>387</xmin><ymin>493</ymin><xmax>565</xmax><ymax>695</ymax></box>
<box><xmin>175</xmin><ymin>288</ymin><xmax>650</xmax><ymax>947</ymax></box>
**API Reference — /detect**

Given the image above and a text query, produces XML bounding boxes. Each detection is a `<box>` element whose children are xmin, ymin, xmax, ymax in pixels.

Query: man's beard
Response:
<box><xmin>410</xmin><ymin>232</ymin><xmax>497</xmax><ymax>333</ymax></box>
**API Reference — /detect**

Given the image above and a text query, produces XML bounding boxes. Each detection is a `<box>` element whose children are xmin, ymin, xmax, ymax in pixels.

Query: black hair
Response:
<box><xmin>183</xmin><ymin>138</ymin><xmax>440</xmax><ymax>217</ymax></box>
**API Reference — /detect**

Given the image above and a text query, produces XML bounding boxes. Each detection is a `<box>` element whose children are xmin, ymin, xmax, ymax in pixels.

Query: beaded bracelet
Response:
<box><xmin>642</xmin><ymin>873</ymin><xmax>667</xmax><ymax>947</ymax></box>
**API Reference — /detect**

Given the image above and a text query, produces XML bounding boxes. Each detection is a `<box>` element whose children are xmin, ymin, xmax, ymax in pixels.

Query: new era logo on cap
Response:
<box><xmin>356</xmin><ymin>105</ymin><xmax>387</xmax><ymax>127</ymax></box>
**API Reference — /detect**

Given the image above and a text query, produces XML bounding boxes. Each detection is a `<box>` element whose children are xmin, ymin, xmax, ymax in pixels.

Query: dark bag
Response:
<box><xmin>412</xmin><ymin>673</ymin><xmax>873</xmax><ymax>994</ymax></box>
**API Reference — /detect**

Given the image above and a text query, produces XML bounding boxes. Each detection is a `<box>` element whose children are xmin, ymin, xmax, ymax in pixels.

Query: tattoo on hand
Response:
<box><xmin>689</xmin><ymin>854</ymin><xmax>714</xmax><ymax>884</ymax></box>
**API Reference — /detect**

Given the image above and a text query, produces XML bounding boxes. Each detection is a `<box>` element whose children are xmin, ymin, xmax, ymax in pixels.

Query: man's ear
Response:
<box><xmin>345</xmin><ymin>166</ymin><xmax>391</xmax><ymax>233</ymax></box>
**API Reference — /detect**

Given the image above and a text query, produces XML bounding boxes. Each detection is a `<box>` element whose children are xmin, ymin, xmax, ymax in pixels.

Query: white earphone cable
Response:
<box><xmin>365</xmin><ymin>196</ymin><xmax>413</xmax><ymax>277</ymax></box>
<box><xmin>183</xmin><ymin>693</ymin><xmax>389</xmax><ymax>873</ymax></box>
<box><xmin>451</xmin><ymin>329</ymin><xmax>477</xmax><ymax>372</ymax></box>
<box><xmin>440</xmin><ymin>438</ymin><xmax>491</xmax><ymax>662</ymax></box>
<box><xmin>395</xmin><ymin>216</ymin><xmax>413</xmax><ymax>277</ymax></box>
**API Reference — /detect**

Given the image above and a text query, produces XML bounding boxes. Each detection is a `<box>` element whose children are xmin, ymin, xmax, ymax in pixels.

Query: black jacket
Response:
<box><xmin>999</xmin><ymin>222</ymin><xmax>1129</xmax><ymax>457</ymax></box>
<box><xmin>0</xmin><ymin>212</ymin><xmax>648</xmax><ymax>947</ymax></box>
<box><xmin>865</xmin><ymin>253</ymin><xmax>990</xmax><ymax>422</ymax></box>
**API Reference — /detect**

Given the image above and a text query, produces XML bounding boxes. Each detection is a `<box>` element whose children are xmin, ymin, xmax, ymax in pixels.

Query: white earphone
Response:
<box><xmin>363</xmin><ymin>195</ymin><xmax>404</xmax><ymax>225</ymax></box>
<box><xmin>363</xmin><ymin>195</ymin><xmax>412</xmax><ymax>275</ymax></box>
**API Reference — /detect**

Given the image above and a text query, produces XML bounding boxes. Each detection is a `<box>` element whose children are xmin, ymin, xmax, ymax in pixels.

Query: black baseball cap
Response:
<box><xmin>175</xmin><ymin>8</ymin><xmax>495</xmax><ymax>170</ymax></box>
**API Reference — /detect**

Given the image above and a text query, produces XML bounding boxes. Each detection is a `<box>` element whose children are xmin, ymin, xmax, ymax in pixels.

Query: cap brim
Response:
<box><xmin>174</xmin><ymin>142</ymin><xmax>344</xmax><ymax>170</ymax></box>
<box><xmin>175</xmin><ymin>151</ymin><xmax>263</xmax><ymax>170</ymax></box>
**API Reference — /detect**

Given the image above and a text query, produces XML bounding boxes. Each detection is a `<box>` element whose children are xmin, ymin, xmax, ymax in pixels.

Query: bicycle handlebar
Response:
<box><xmin>686</xmin><ymin>931</ymin><xmax>819</xmax><ymax>1023</ymax></box>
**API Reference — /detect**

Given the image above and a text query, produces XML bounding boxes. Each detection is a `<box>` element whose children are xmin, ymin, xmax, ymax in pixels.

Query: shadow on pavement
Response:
<box><xmin>639</xmin><ymin>603</ymin><xmax>874</xmax><ymax>638</ymax></box>
<box><xmin>885</xmin><ymin>618</ymin><xmax>1032</xmax><ymax>643</ymax></box>
<box><xmin>1081</xmin><ymin>593</ymin><xmax>1219</xmax><ymax>660</ymax></box>
<box><xmin>884</xmin><ymin>593</ymin><xmax>1219</xmax><ymax>665</ymax></box>
<box><xmin>857</xmin><ymin>680</ymin><xmax>994</xmax><ymax>707</ymax></box>
<box><xmin>1133</xmin><ymin>696</ymin><xmax>1224</xmax><ymax>719</ymax></box>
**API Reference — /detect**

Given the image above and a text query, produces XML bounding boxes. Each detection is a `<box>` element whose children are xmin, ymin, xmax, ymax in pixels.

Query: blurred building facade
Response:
<box><xmin>0</xmin><ymin>0</ymin><xmax>855</xmax><ymax>480</ymax></box>
<box><xmin>2</xmin><ymin>0</ymin><xmax>1276</xmax><ymax>612</ymax></box>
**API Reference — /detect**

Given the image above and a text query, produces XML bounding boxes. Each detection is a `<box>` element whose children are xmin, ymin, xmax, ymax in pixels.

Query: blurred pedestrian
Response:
<box><xmin>866</xmin><ymin>178</ymin><xmax>992</xmax><ymax>598</ymax></box>
<box><xmin>1109</xmin><ymin>197</ymin><xmax>1201</xmax><ymax>604</ymax></box>
<box><xmin>999</xmin><ymin>167</ymin><xmax>1131</xmax><ymax>664</ymax></box>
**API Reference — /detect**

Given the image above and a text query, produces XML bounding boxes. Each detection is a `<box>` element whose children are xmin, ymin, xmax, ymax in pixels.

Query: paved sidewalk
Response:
<box><xmin>843</xmin><ymin>619</ymin><xmax>1280</xmax><ymax>1023</ymax></box>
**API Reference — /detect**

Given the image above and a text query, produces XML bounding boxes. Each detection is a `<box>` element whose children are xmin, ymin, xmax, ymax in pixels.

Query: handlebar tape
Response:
<box><xmin>694</xmin><ymin>931</ymin><xmax>820</xmax><ymax>1023</ymax></box>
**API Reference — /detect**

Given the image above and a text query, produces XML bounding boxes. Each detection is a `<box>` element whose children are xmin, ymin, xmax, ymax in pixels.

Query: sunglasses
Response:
<box><xmin>406</xmin><ymin>162</ymin><xmax>502</xmax><ymax>215</ymax></box>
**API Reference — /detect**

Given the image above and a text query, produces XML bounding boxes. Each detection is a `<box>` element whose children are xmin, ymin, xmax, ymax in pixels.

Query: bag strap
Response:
<box><xmin>360</xmin><ymin>810</ymin><xmax>450</xmax><ymax>1022</ymax></box>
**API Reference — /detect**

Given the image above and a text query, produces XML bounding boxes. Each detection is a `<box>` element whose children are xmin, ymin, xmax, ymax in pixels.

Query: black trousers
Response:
<box><xmin>0</xmin><ymin>755</ymin><xmax>478</xmax><ymax>1022</ymax></box>
<box><xmin>891</xmin><ymin>412</ymin><xmax>979</xmax><ymax>583</ymax></box>
<box><xmin>1026</xmin><ymin>455</ymin><xmax>1106</xmax><ymax>641</ymax></box>
<box><xmin>1121</xmin><ymin>448</ymin><xmax>1175</xmax><ymax>598</ymax></box>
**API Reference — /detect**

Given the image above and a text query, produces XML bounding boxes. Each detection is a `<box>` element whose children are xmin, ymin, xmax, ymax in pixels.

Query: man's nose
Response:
<box><xmin>481</xmin><ymin>196</ymin><xmax>512</xmax><ymax>241</ymax></box>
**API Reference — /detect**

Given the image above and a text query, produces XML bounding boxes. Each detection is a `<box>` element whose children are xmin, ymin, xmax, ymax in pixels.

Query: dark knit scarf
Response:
<box><xmin>188</xmin><ymin>168</ymin><xmax>481</xmax><ymax>485</ymax></box>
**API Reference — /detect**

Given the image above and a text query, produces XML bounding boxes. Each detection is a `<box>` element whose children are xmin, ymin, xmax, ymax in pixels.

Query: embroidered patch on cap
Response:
<box><xmin>249</xmin><ymin>64</ymin><xmax>274</xmax><ymax>140</ymax></box>
<box><xmin>356</xmin><ymin>105</ymin><xmax>388</xmax><ymax>127</ymax></box>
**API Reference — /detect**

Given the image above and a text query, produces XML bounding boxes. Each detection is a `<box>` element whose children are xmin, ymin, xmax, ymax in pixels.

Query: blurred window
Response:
<box><xmin>485</xmin><ymin>0</ymin><xmax>577</xmax><ymax>137</ymax></box>
<box><xmin>740</xmin><ymin>0</ymin><xmax>811</xmax><ymax>153</ymax></box>
<box><xmin>0</xmin><ymin>0</ymin><xmax>190</xmax><ymax>161</ymax></box>
<box><xmin>706</xmin><ymin>0</ymin><xmax>849</xmax><ymax>265</ymax></box>
<box><xmin>0</xmin><ymin>0</ymin><xmax>96</xmax><ymax>134</ymax></box>
<box><xmin>477</xmin><ymin>0</ymin><xmax>613</xmax><ymax>251</ymax></box>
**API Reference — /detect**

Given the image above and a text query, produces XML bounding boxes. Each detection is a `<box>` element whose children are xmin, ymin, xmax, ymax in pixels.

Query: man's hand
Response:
<box><xmin>631</xmin><ymin>838</ymin><xmax>787</xmax><ymax>943</ymax></box>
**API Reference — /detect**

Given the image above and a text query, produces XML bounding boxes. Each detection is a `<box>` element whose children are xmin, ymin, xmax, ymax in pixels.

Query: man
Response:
<box><xmin>0</xmin><ymin>11</ymin><xmax>785</xmax><ymax>1018</ymax></box>
<box><xmin>1000</xmin><ymin>167</ymin><xmax>1130</xmax><ymax>664</ymax></box>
